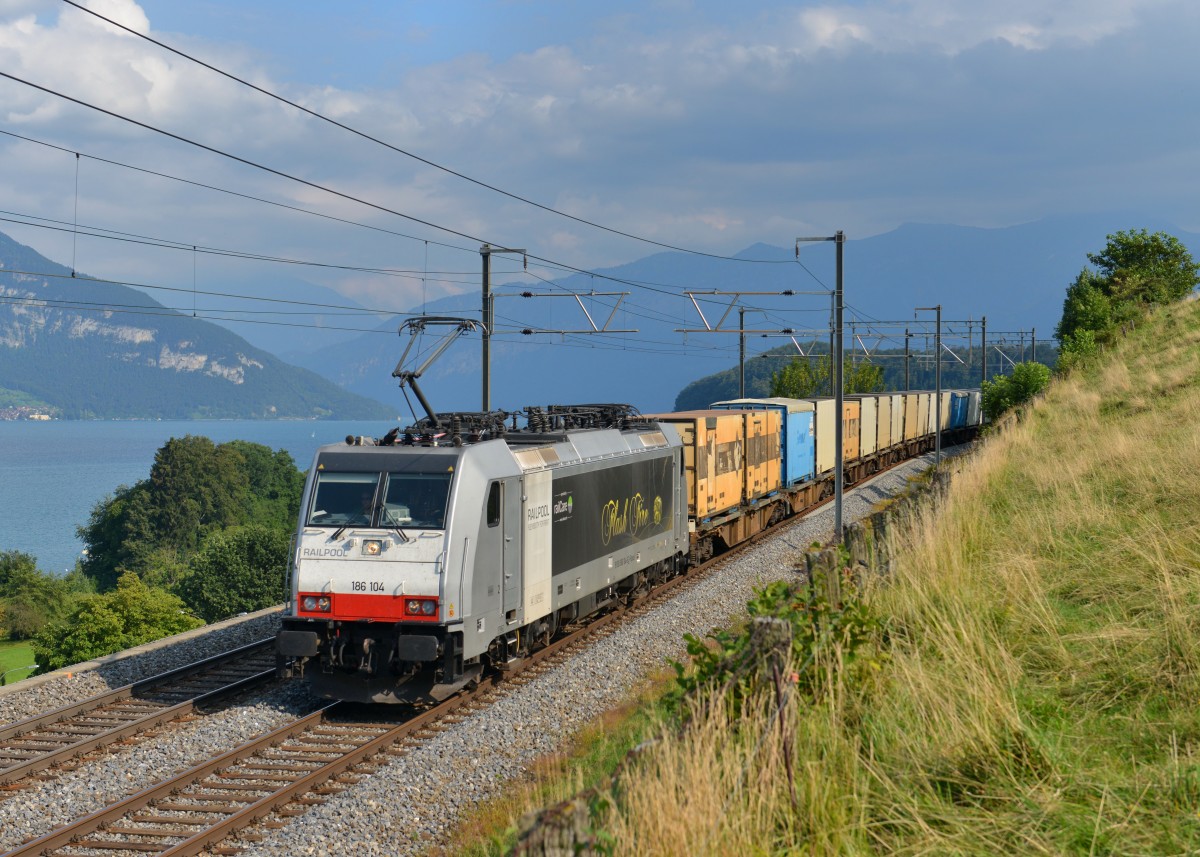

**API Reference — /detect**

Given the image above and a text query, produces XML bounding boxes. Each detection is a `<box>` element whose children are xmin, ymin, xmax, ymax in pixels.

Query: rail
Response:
<box><xmin>0</xmin><ymin>639</ymin><xmax>277</xmax><ymax>786</ymax></box>
<box><xmin>0</xmin><ymin>443</ymin><xmax>962</xmax><ymax>854</ymax></box>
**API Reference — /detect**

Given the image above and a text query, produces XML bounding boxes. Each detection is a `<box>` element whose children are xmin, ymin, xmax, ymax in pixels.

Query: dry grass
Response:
<box><xmin>428</xmin><ymin>675</ymin><xmax>673</xmax><ymax>857</ymax></box>
<box><xmin>579</xmin><ymin>298</ymin><xmax>1200</xmax><ymax>855</ymax></box>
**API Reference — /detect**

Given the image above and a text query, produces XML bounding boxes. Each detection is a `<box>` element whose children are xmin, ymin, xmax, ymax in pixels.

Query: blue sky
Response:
<box><xmin>0</xmin><ymin>0</ymin><xmax>1196</xmax><ymax>314</ymax></box>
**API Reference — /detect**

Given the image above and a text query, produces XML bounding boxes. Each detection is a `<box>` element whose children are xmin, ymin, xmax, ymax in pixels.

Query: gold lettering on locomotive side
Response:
<box><xmin>600</xmin><ymin>493</ymin><xmax>662</xmax><ymax>546</ymax></box>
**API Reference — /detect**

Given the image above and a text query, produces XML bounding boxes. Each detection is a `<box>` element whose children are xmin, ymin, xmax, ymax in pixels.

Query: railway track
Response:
<box><xmin>0</xmin><ymin>452</ymin><xmax>939</xmax><ymax>856</ymax></box>
<box><xmin>0</xmin><ymin>561</ymin><xmax>708</xmax><ymax>857</ymax></box>
<box><xmin>0</xmin><ymin>640</ymin><xmax>277</xmax><ymax>788</ymax></box>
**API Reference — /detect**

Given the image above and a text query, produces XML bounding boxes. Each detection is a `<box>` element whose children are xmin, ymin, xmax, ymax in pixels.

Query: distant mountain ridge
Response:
<box><xmin>0</xmin><ymin>231</ymin><xmax>394</xmax><ymax>420</ymax></box>
<box><xmin>284</xmin><ymin>213</ymin><xmax>1200</xmax><ymax>414</ymax></box>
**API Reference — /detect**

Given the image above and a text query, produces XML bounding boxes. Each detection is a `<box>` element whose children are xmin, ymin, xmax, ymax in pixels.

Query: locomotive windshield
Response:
<box><xmin>381</xmin><ymin>472</ymin><xmax>452</xmax><ymax>529</ymax></box>
<box><xmin>307</xmin><ymin>472</ymin><xmax>380</xmax><ymax>527</ymax></box>
<box><xmin>307</xmin><ymin>469</ymin><xmax>454</xmax><ymax>530</ymax></box>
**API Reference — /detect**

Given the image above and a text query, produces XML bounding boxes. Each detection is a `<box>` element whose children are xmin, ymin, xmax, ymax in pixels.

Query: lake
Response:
<box><xmin>0</xmin><ymin>419</ymin><xmax>399</xmax><ymax>574</ymax></box>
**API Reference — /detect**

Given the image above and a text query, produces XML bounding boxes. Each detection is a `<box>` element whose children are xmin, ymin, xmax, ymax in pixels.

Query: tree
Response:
<box><xmin>981</xmin><ymin>362</ymin><xmax>1051</xmax><ymax>421</ymax></box>
<box><xmin>223</xmin><ymin>441</ymin><xmax>305</xmax><ymax>532</ymax></box>
<box><xmin>1087</xmin><ymin>229</ymin><xmax>1199</xmax><ymax>304</ymax></box>
<box><xmin>1055</xmin><ymin>269</ymin><xmax>1114</xmax><ymax>343</ymax></box>
<box><xmin>0</xmin><ymin>550</ymin><xmax>39</xmax><ymax>591</ymax></box>
<box><xmin>32</xmin><ymin>572</ymin><xmax>202</xmax><ymax>671</ymax></box>
<box><xmin>77</xmin><ymin>437</ymin><xmax>305</xmax><ymax>593</ymax></box>
<box><xmin>1055</xmin><ymin>230</ymin><xmax>1200</xmax><ymax>366</ymax></box>
<box><xmin>770</xmin><ymin>355</ymin><xmax>884</xmax><ymax>398</ymax></box>
<box><xmin>176</xmin><ymin>525</ymin><xmax>290</xmax><ymax>623</ymax></box>
<box><xmin>77</xmin><ymin>482</ymin><xmax>153</xmax><ymax>591</ymax></box>
<box><xmin>148</xmin><ymin>436</ymin><xmax>249</xmax><ymax>555</ymax></box>
<box><xmin>770</xmin><ymin>356</ymin><xmax>828</xmax><ymax>398</ymax></box>
<box><xmin>0</xmin><ymin>550</ymin><xmax>76</xmax><ymax>640</ymax></box>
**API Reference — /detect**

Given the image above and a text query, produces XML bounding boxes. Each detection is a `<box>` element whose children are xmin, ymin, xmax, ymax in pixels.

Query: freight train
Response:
<box><xmin>276</xmin><ymin>391</ymin><xmax>982</xmax><ymax>703</ymax></box>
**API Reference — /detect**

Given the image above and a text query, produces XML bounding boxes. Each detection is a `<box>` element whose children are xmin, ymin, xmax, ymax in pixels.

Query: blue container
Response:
<box><xmin>710</xmin><ymin>398</ymin><xmax>816</xmax><ymax>487</ymax></box>
<box><xmin>950</xmin><ymin>392</ymin><xmax>969</xmax><ymax>429</ymax></box>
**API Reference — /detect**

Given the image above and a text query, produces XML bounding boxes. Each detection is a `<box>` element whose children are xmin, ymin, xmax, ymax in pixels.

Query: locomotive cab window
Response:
<box><xmin>486</xmin><ymin>482</ymin><xmax>501</xmax><ymax>528</ymax></box>
<box><xmin>308</xmin><ymin>472</ymin><xmax>380</xmax><ymax>526</ymax></box>
<box><xmin>382</xmin><ymin>472</ymin><xmax>453</xmax><ymax>529</ymax></box>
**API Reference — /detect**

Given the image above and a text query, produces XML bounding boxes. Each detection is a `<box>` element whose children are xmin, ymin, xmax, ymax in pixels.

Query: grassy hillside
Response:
<box><xmin>454</xmin><ymin>296</ymin><xmax>1200</xmax><ymax>855</ymax></box>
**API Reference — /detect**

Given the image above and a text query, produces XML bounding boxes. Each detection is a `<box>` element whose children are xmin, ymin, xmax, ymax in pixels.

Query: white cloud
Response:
<box><xmin>78</xmin><ymin>0</ymin><xmax>149</xmax><ymax>36</ymax></box>
<box><xmin>785</xmin><ymin>0</ymin><xmax>1171</xmax><ymax>54</ymax></box>
<box><xmin>0</xmin><ymin>0</ymin><xmax>1198</xmax><ymax>314</ymax></box>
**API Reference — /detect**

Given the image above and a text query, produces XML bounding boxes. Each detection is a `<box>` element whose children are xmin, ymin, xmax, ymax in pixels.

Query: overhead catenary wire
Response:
<box><xmin>0</xmin><ymin>291</ymin><xmax>395</xmax><ymax>334</ymax></box>
<box><xmin>0</xmin><ymin>290</ymin><xmax>748</xmax><ymax>363</ymax></box>
<box><xmin>0</xmin><ymin>209</ymin><xmax>488</xmax><ymax>287</ymax></box>
<box><xmin>0</xmin><ymin>262</ymin><xmax>754</xmax><ymax>359</ymax></box>
<box><xmin>0</xmin><ymin>128</ymin><xmax>473</xmax><ymax>257</ymax></box>
<box><xmin>0</xmin><ymin>128</ymin><xmax>808</xmax><ymax>315</ymax></box>
<box><xmin>59</xmin><ymin>0</ymin><xmax>797</xmax><ymax>266</ymax></box>
<box><xmin>0</xmin><ymin>78</ymin><xmax>840</xmax><ymax>351</ymax></box>
<box><xmin>0</xmin><ymin>69</ymin><xmax>498</xmax><ymax>249</ymax></box>
<box><xmin>0</xmin><ymin>266</ymin><xmax>412</xmax><ymax>317</ymax></box>
<box><xmin>2</xmin><ymin>260</ymin><xmax>781</xmax><ymax>362</ymax></box>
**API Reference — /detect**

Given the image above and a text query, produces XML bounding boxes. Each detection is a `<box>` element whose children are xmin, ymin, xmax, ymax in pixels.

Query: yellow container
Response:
<box><xmin>843</xmin><ymin>400</ymin><xmax>861</xmax><ymax>462</ymax></box>
<box><xmin>902</xmin><ymin>393</ymin><xmax>920</xmax><ymax>441</ymax></box>
<box><xmin>875</xmin><ymin>394</ymin><xmax>892</xmax><ymax>451</ymax></box>
<box><xmin>644</xmin><ymin>410</ymin><xmax>745</xmax><ymax>519</ymax></box>
<box><xmin>855</xmin><ymin>396</ymin><xmax>877</xmax><ymax>456</ymax></box>
<box><xmin>742</xmin><ymin>408</ymin><xmax>782</xmax><ymax>500</ymax></box>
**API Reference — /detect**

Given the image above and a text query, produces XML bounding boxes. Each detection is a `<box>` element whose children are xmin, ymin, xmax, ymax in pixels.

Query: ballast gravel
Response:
<box><xmin>0</xmin><ymin>681</ymin><xmax>315</xmax><ymax>850</ymax></box>
<box><xmin>234</xmin><ymin>448</ymin><xmax>964</xmax><ymax>857</ymax></box>
<box><xmin>0</xmin><ymin>448</ymin><xmax>963</xmax><ymax>856</ymax></box>
<box><xmin>0</xmin><ymin>610</ymin><xmax>282</xmax><ymax>727</ymax></box>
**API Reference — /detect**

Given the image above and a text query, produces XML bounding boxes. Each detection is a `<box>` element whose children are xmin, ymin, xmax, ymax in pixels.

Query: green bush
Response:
<box><xmin>668</xmin><ymin>565</ymin><xmax>883</xmax><ymax>722</ymax></box>
<box><xmin>32</xmin><ymin>572</ymin><xmax>202</xmax><ymax>671</ymax></box>
<box><xmin>79</xmin><ymin>437</ymin><xmax>303</xmax><ymax>594</ymax></box>
<box><xmin>176</xmin><ymin>525</ymin><xmax>290</xmax><ymax>623</ymax></box>
<box><xmin>0</xmin><ymin>550</ymin><xmax>86</xmax><ymax>640</ymax></box>
<box><xmin>770</xmin><ymin>355</ymin><xmax>884</xmax><ymax>398</ymax></box>
<box><xmin>981</xmin><ymin>361</ymin><xmax>1051</xmax><ymax>421</ymax></box>
<box><xmin>1055</xmin><ymin>328</ymin><xmax>1098</xmax><ymax>374</ymax></box>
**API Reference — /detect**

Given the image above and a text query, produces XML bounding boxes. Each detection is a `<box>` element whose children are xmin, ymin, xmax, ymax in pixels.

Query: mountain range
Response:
<box><xmin>3</xmin><ymin>213</ymin><xmax>1194</xmax><ymax>420</ymax></box>
<box><xmin>279</xmin><ymin>213</ymin><xmax>1200</xmax><ymax>415</ymax></box>
<box><xmin>0</xmin><ymin>231</ymin><xmax>393</xmax><ymax>420</ymax></box>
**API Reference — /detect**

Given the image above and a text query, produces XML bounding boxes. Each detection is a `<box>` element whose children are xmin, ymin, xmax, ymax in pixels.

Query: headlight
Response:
<box><xmin>362</xmin><ymin>540</ymin><xmax>383</xmax><ymax>556</ymax></box>
<box><xmin>404</xmin><ymin>597</ymin><xmax>438</xmax><ymax>618</ymax></box>
<box><xmin>300</xmin><ymin>594</ymin><xmax>332</xmax><ymax>613</ymax></box>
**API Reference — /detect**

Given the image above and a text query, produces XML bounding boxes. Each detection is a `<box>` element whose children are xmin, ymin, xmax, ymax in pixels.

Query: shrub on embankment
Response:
<box><xmin>511</xmin><ymin>296</ymin><xmax>1200</xmax><ymax>856</ymax></box>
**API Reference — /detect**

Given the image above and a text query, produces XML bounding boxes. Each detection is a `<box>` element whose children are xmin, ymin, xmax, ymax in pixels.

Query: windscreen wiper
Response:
<box><xmin>380</xmin><ymin>508</ymin><xmax>412</xmax><ymax>543</ymax></box>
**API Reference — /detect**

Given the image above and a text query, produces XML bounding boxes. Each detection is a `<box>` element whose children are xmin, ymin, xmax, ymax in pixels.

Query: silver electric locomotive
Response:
<box><xmin>277</xmin><ymin>407</ymin><xmax>688</xmax><ymax>703</ymax></box>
